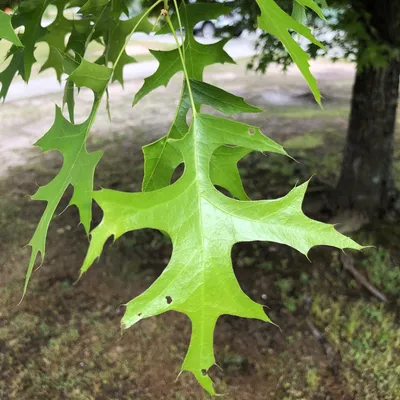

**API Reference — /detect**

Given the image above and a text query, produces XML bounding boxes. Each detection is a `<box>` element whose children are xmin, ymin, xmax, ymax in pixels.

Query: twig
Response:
<box><xmin>340</xmin><ymin>253</ymin><xmax>388</xmax><ymax>303</ymax></box>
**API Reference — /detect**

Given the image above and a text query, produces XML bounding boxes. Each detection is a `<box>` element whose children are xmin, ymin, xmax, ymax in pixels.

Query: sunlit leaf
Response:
<box><xmin>25</xmin><ymin>106</ymin><xmax>102</xmax><ymax>295</ymax></box>
<box><xmin>82</xmin><ymin>113</ymin><xmax>362</xmax><ymax>394</ymax></box>
<box><xmin>142</xmin><ymin>80</ymin><xmax>262</xmax><ymax>196</ymax></box>
<box><xmin>256</xmin><ymin>0</ymin><xmax>326</xmax><ymax>104</ymax></box>
<box><xmin>133</xmin><ymin>3</ymin><xmax>235</xmax><ymax>104</ymax></box>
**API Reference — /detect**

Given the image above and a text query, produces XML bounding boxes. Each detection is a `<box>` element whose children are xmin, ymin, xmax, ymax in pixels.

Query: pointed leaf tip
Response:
<box><xmin>0</xmin><ymin>11</ymin><xmax>23</xmax><ymax>47</ymax></box>
<box><xmin>255</xmin><ymin>0</ymin><xmax>325</xmax><ymax>104</ymax></box>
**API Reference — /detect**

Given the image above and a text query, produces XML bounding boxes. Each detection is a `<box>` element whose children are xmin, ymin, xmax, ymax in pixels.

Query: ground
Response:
<box><xmin>0</xmin><ymin>54</ymin><xmax>400</xmax><ymax>400</ymax></box>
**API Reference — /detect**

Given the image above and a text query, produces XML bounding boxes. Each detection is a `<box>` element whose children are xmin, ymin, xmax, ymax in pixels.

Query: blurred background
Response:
<box><xmin>0</xmin><ymin>0</ymin><xmax>399</xmax><ymax>399</ymax></box>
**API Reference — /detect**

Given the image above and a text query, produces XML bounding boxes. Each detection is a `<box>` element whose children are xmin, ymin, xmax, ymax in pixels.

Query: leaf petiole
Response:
<box><xmin>165</xmin><ymin>13</ymin><xmax>197</xmax><ymax>116</ymax></box>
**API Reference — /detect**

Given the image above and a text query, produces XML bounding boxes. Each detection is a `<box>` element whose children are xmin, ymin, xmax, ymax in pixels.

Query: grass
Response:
<box><xmin>265</xmin><ymin>106</ymin><xmax>350</xmax><ymax>119</ymax></box>
<box><xmin>283</xmin><ymin>133</ymin><xmax>324</xmax><ymax>151</ymax></box>
<box><xmin>312</xmin><ymin>295</ymin><xmax>400</xmax><ymax>400</ymax></box>
<box><xmin>360</xmin><ymin>247</ymin><xmax>400</xmax><ymax>296</ymax></box>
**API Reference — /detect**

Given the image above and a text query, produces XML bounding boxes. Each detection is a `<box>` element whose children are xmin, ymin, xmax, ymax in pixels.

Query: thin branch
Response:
<box><xmin>340</xmin><ymin>253</ymin><xmax>388</xmax><ymax>303</ymax></box>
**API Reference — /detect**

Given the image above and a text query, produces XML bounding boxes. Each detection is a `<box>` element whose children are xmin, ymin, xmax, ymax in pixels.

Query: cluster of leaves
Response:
<box><xmin>234</xmin><ymin>0</ymin><xmax>400</xmax><ymax>74</ymax></box>
<box><xmin>0</xmin><ymin>0</ymin><xmax>362</xmax><ymax>394</ymax></box>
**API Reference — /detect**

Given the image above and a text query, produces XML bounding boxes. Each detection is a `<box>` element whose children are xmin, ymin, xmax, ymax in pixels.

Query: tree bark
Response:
<box><xmin>335</xmin><ymin>0</ymin><xmax>400</xmax><ymax>218</ymax></box>
<box><xmin>335</xmin><ymin>59</ymin><xmax>400</xmax><ymax>217</ymax></box>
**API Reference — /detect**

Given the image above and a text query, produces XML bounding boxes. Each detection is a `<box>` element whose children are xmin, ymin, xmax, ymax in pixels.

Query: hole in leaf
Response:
<box><xmin>63</xmin><ymin>6</ymin><xmax>80</xmax><ymax>20</ymax></box>
<box><xmin>166</xmin><ymin>296</ymin><xmax>172</xmax><ymax>304</ymax></box>
<box><xmin>96</xmin><ymin>229</ymin><xmax>172</xmax><ymax>285</ymax></box>
<box><xmin>104</xmin><ymin>235</ymin><xmax>114</xmax><ymax>248</ymax></box>
<box><xmin>41</xmin><ymin>4</ymin><xmax>58</xmax><ymax>27</ymax></box>
<box><xmin>138</xmin><ymin>313</ymin><xmax>142</xmax><ymax>317</ymax></box>
<box><xmin>86</xmin><ymin>41</ymin><xmax>105</xmax><ymax>63</ymax></box>
<box><xmin>248</xmin><ymin>128</ymin><xmax>255</xmax><ymax>135</ymax></box>
<box><xmin>213</xmin><ymin>185</ymin><xmax>234</xmax><ymax>199</ymax></box>
<box><xmin>201</xmin><ymin>369</ymin><xmax>207</xmax><ymax>376</ymax></box>
<box><xmin>170</xmin><ymin>163</ymin><xmax>185</xmax><ymax>184</ymax></box>
<box><xmin>237</xmin><ymin>152</ymin><xmax>296</xmax><ymax>201</ymax></box>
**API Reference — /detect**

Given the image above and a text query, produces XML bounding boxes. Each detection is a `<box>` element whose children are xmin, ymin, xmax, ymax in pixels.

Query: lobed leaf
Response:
<box><xmin>255</xmin><ymin>0</ymin><xmax>326</xmax><ymax>104</ymax></box>
<box><xmin>39</xmin><ymin>2</ymin><xmax>74</xmax><ymax>81</ymax></box>
<box><xmin>133</xmin><ymin>3</ymin><xmax>235</xmax><ymax>105</ymax></box>
<box><xmin>0</xmin><ymin>48</ymin><xmax>24</xmax><ymax>101</ymax></box>
<box><xmin>15</xmin><ymin>1</ymin><xmax>362</xmax><ymax>396</ymax></box>
<box><xmin>82</xmin><ymin>113</ymin><xmax>363</xmax><ymax>394</ymax></box>
<box><xmin>25</xmin><ymin>106</ymin><xmax>102</xmax><ymax>295</ymax></box>
<box><xmin>11</xmin><ymin>0</ymin><xmax>49</xmax><ymax>82</ymax></box>
<box><xmin>99</xmin><ymin>10</ymin><xmax>153</xmax><ymax>85</ymax></box>
<box><xmin>142</xmin><ymin>80</ymin><xmax>263</xmax><ymax>197</ymax></box>
<box><xmin>295</xmin><ymin>0</ymin><xmax>326</xmax><ymax>21</ymax></box>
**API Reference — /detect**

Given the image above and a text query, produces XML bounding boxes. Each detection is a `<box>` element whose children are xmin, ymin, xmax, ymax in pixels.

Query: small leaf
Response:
<box><xmin>0</xmin><ymin>10</ymin><xmax>23</xmax><ymax>46</ymax></box>
<box><xmin>256</xmin><ymin>0</ymin><xmax>326</xmax><ymax>104</ymax></box>
<box><xmin>133</xmin><ymin>3</ymin><xmax>235</xmax><ymax>105</ymax></box>
<box><xmin>11</xmin><ymin>2</ymin><xmax>48</xmax><ymax>81</ymax></box>
<box><xmin>25</xmin><ymin>106</ymin><xmax>102</xmax><ymax>295</ymax></box>
<box><xmin>69</xmin><ymin>59</ymin><xmax>112</xmax><ymax>94</ymax></box>
<box><xmin>295</xmin><ymin>0</ymin><xmax>326</xmax><ymax>21</ymax></box>
<box><xmin>0</xmin><ymin>48</ymin><xmax>24</xmax><ymax>101</ymax></box>
<box><xmin>39</xmin><ymin>6</ymin><xmax>74</xmax><ymax>80</ymax></box>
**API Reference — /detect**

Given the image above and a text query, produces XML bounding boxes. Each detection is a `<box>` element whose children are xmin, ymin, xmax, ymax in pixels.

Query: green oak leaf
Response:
<box><xmin>65</xmin><ymin>18</ymin><xmax>92</xmax><ymax>58</ymax></box>
<box><xmin>292</xmin><ymin>1</ymin><xmax>307</xmax><ymax>24</ymax></box>
<box><xmin>0</xmin><ymin>47</ymin><xmax>24</xmax><ymax>101</ymax></box>
<box><xmin>39</xmin><ymin>3</ymin><xmax>73</xmax><ymax>81</ymax></box>
<box><xmin>25</xmin><ymin>106</ymin><xmax>102</xmax><ymax>295</ymax></box>
<box><xmin>256</xmin><ymin>0</ymin><xmax>326</xmax><ymax>104</ymax></box>
<box><xmin>0</xmin><ymin>0</ymin><xmax>48</xmax><ymax>100</ymax></box>
<box><xmin>100</xmin><ymin>10</ymin><xmax>153</xmax><ymax>85</ymax></box>
<box><xmin>40</xmin><ymin>46</ymin><xmax>65</xmax><ymax>81</ymax></box>
<box><xmin>11</xmin><ymin>0</ymin><xmax>49</xmax><ymax>81</ymax></box>
<box><xmin>69</xmin><ymin>59</ymin><xmax>112</xmax><ymax>94</ymax></box>
<box><xmin>133</xmin><ymin>3</ymin><xmax>235</xmax><ymax>105</ymax></box>
<box><xmin>81</xmin><ymin>113</ymin><xmax>362</xmax><ymax>394</ymax></box>
<box><xmin>295</xmin><ymin>0</ymin><xmax>326</xmax><ymax>21</ymax></box>
<box><xmin>142</xmin><ymin>79</ymin><xmax>262</xmax><ymax>199</ymax></box>
<box><xmin>0</xmin><ymin>10</ymin><xmax>23</xmax><ymax>46</ymax></box>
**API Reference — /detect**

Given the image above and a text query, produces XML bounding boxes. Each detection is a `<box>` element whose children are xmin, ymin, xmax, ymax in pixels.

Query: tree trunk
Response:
<box><xmin>335</xmin><ymin>0</ymin><xmax>400</xmax><ymax>218</ymax></box>
<box><xmin>335</xmin><ymin>59</ymin><xmax>400</xmax><ymax>217</ymax></box>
